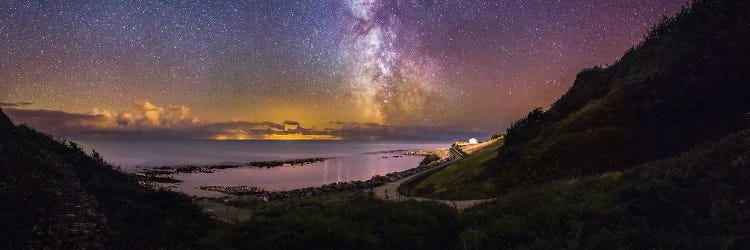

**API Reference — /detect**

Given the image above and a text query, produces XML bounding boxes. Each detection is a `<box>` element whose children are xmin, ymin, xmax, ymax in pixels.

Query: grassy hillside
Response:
<box><xmin>198</xmin><ymin>190</ymin><xmax>459</xmax><ymax>250</ymax></box>
<box><xmin>0</xmin><ymin>108</ymin><xmax>213</xmax><ymax>248</ymax></box>
<box><xmin>414</xmin><ymin>0</ymin><xmax>750</xmax><ymax>198</ymax></box>
<box><xmin>494</xmin><ymin>0</ymin><xmax>750</xmax><ymax>188</ymax></box>
<box><xmin>458</xmin><ymin>129</ymin><xmax>750</xmax><ymax>249</ymax></box>
<box><xmin>410</xmin><ymin>139</ymin><xmax>503</xmax><ymax>199</ymax></box>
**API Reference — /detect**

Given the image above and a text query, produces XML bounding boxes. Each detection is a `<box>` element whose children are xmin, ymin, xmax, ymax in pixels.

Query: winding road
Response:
<box><xmin>372</xmin><ymin>146</ymin><xmax>494</xmax><ymax>211</ymax></box>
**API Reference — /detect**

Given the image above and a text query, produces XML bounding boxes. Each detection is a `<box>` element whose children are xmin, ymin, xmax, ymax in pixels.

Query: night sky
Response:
<box><xmin>0</xmin><ymin>0</ymin><xmax>685</xmax><ymax>140</ymax></box>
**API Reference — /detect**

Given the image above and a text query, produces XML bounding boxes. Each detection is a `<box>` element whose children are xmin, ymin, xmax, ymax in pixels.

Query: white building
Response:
<box><xmin>469</xmin><ymin>138</ymin><xmax>479</xmax><ymax>144</ymax></box>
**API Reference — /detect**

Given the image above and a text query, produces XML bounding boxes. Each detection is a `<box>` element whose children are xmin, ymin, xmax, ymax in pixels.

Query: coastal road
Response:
<box><xmin>372</xmin><ymin>147</ymin><xmax>494</xmax><ymax>211</ymax></box>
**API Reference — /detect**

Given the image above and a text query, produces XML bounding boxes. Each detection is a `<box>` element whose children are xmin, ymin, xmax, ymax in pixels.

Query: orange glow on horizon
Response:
<box><xmin>212</xmin><ymin>133</ymin><xmax>342</xmax><ymax>141</ymax></box>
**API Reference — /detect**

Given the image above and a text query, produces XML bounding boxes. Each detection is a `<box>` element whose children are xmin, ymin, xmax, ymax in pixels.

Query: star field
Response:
<box><xmin>0</xmin><ymin>0</ymin><xmax>685</xmax><ymax>138</ymax></box>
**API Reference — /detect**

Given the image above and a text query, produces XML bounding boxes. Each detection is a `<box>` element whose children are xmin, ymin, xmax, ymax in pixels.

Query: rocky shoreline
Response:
<box><xmin>246</xmin><ymin>158</ymin><xmax>329</xmax><ymax>168</ymax></box>
<box><xmin>405</xmin><ymin>148</ymin><xmax>451</xmax><ymax>160</ymax></box>
<box><xmin>133</xmin><ymin>174</ymin><xmax>184</xmax><ymax>184</ymax></box>
<box><xmin>138</xmin><ymin>157</ymin><xmax>331</xmax><ymax>177</ymax></box>
<box><xmin>198</xmin><ymin>154</ymin><xmax>451</xmax><ymax>202</ymax></box>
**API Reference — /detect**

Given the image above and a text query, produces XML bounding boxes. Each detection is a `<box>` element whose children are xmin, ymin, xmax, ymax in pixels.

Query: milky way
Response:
<box><xmin>1</xmin><ymin>0</ymin><xmax>687</xmax><ymax>139</ymax></box>
<box><xmin>343</xmin><ymin>0</ymin><xmax>443</xmax><ymax>124</ymax></box>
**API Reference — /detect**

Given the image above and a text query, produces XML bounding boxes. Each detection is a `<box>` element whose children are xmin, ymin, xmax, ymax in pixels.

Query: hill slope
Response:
<box><xmin>0</xmin><ymin>108</ymin><xmax>213</xmax><ymax>248</ymax></box>
<box><xmin>410</xmin><ymin>138</ymin><xmax>503</xmax><ymax>199</ymax></box>
<box><xmin>459</xmin><ymin>128</ymin><xmax>750</xmax><ymax>249</ymax></box>
<box><xmin>415</xmin><ymin>0</ymin><xmax>750</xmax><ymax>199</ymax></box>
<box><xmin>495</xmin><ymin>0</ymin><xmax>750</xmax><ymax>187</ymax></box>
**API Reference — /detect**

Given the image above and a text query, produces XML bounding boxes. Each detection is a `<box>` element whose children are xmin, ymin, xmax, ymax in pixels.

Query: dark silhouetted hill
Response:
<box><xmin>495</xmin><ymin>0</ymin><xmax>750</xmax><ymax>188</ymax></box>
<box><xmin>0</xmin><ymin>108</ymin><xmax>213</xmax><ymax>248</ymax></box>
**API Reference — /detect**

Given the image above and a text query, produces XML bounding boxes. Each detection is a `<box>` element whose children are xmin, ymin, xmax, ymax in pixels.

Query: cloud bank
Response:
<box><xmin>2</xmin><ymin>101</ymin><xmax>485</xmax><ymax>141</ymax></box>
<box><xmin>0</xmin><ymin>102</ymin><xmax>33</xmax><ymax>107</ymax></box>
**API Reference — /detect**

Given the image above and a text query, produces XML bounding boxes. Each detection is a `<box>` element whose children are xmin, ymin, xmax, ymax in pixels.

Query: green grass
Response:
<box><xmin>458</xmin><ymin>129</ymin><xmax>750</xmax><ymax>249</ymax></box>
<box><xmin>458</xmin><ymin>172</ymin><xmax>624</xmax><ymax>249</ymax></box>
<box><xmin>198</xmin><ymin>190</ymin><xmax>459</xmax><ymax>250</ymax></box>
<box><xmin>411</xmin><ymin>139</ymin><xmax>503</xmax><ymax>199</ymax></box>
<box><xmin>243</xmin><ymin>189</ymin><xmax>365</xmax><ymax>211</ymax></box>
<box><xmin>196</xmin><ymin>200</ymin><xmax>253</xmax><ymax>223</ymax></box>
<box><xmin>489</xmin><ymin>0</ymin><xmax>750</xmax><ymax>191</ymax></box>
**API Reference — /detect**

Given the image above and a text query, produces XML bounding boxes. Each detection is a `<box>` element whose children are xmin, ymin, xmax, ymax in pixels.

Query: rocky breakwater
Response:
<box><xmin>137</xmin><ymin>157</ymin><xmax>331</xmax><ymax>184</ymax></box>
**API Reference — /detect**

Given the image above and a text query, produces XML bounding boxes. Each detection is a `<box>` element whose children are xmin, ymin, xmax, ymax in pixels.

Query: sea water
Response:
<box><xmin>78</xmin><ymin>140</ymin><xmax>452</xmax><ymax>196</ymax></box>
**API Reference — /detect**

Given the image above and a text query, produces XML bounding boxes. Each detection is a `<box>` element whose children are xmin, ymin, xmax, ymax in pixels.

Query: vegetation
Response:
<box><xmin>0</xmin><ymin>108</ymin><xmax>213</xmax><ymax>248</ymax></box>
<box><xmin>410</xmin><ymin>139</ymin><xmax>503</xmax><ymax>199</ymax></box>
<box><xmin>413</xmin><ymin>0</ymin><xmax>750</xmax><ymax>197</ymax></box>
<box><xmin>198</xmin><ymin>190</ymin><xmax>459</xmax><ymax>250</ymax></box>
<box><xmin>419</xmin><ymin>154</ymin><xmax>441</xmax><ymax>165</ymax></box>
<box><xmin>492</xmin><ymin>0</ymin><xmax>750</xmax><ymax>188</ymax></box>
<box><xmin>502</xmin><ymin>107</ymin><xmax>545</xmax><ymax>147</ymax></box>
<box><xmin>458</xmin><ymin>129</ymin><xmax>750</xmax><ymax>249</ymax></box>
